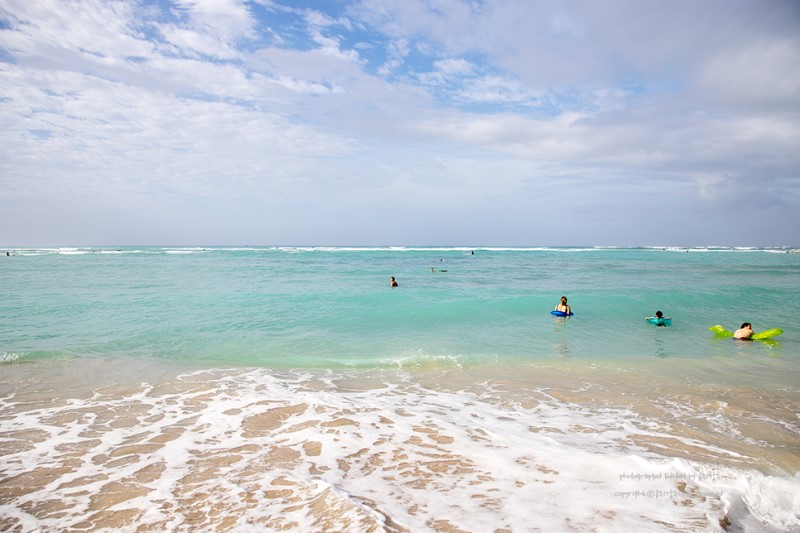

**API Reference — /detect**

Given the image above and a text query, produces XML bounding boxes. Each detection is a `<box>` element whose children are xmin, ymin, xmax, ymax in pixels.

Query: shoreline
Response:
<box><xmin>2</xmin><ymin>356</ymin><xmax>798</xmax><ymax>531</ymax></box>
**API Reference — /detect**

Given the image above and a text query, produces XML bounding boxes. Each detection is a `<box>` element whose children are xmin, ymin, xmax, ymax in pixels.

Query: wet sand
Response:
<box><xmin>1</xmin><ymin>356</ymin><xmax>799</xmax><ymax>532</ymax></box>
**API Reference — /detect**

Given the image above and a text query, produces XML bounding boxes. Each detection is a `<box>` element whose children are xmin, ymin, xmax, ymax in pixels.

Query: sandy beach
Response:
<box><xmin>2</xmin><ymin>355</ymin><xmax>798</xmax><ymax>532</ymax></box>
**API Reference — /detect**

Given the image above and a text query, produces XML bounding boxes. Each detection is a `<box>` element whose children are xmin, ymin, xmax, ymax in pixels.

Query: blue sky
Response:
<box><xmin>1</xmin><ymin>0</ymin><xmax>798</xmax><ymax>246</ymax></box>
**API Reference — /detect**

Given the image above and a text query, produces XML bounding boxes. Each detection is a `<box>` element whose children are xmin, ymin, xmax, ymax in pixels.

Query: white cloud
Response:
<box><xmin>171</xmin><ymin>0</ymin><xmax>256</xmax><ymax>44</ymax></box>
<box><xmin>309</xmin><ymin>30</ymin><xmax>361</xmax><ymax>62</ymax></box>
<box><xmin>695</xmin><ymin>37</ymin><xmax>800</xmax><ymax>110</ymax></box>
<box><xmin>455</xmin><ymin>75</ymin><xmax>538</xmax><ymax>105</ymax></box>
<box><xmin>305</xmin><ymin>8</ymin><xmax>352</xmax><ymax>31</ymax></box>
<box><xmin>378</xmin><ymin>38</ymin><xmax>409</xmax><ymax>77</ymax></box>
<box><xmin>433</xmin><ymin>58</ymin><xmax>474</xmax><ymax>76</ymax></box>
<box><xmin>1</xmin><ymin>1</ymin><xmax>150</xmax><ymax>65</ymax></box>
<box><xmin>157</xmin><ymin>23</ymin><xmax>240</xmax><ymax>59</ymax></box>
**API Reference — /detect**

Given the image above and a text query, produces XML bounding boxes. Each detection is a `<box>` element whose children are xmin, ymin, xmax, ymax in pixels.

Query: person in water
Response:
<box><xmin>646</xmin><ymin>310</ymin><xmax>670</xmax><ymax>326</ymax></box>
<box><xmin>554</xmin><ymin>296</ymin><xmax>571</xmax><ymax>314</ymax></box>
<box><xmin>390</xmin><ymin>276</ymin><xmax>398</xmax><ymax>287</ymax></box>
<box><xmin>734</xmin><ymin>322</ymin><xmax>754</xmax><ymax>340</ymax></box>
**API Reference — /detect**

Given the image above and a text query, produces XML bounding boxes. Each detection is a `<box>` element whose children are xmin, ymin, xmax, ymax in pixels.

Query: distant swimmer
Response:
<box><xmin>554</xmin><ymin>296</ymin><xmax>571</xmax><ymax>315</ymax></box>
<box><xmin>390</xmin><ymin>276</ymin><xmax>398</xmax><ymax>287</ymax></box>
<box><xmin>646</xmin><ymin>310</ymin><xmax>672</xmax><ymax>326</ymax></box>
<box><xmin>733</xmin><ymin>322</ymin><xmax>754</xmax><ymax>340</ymax></box>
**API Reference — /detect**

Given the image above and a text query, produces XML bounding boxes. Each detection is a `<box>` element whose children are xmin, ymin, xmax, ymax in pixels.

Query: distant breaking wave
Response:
<box><xmin>2</xmin><ymin>245</ymin><xmax>797</xmax><ymax>255</ymax></box>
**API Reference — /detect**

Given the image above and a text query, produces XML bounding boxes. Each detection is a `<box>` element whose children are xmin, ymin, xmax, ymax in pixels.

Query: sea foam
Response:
<box><xmin>1</xmin><ymin>363</ymin><xmax>797</xmax><ymax>532</ymax></box>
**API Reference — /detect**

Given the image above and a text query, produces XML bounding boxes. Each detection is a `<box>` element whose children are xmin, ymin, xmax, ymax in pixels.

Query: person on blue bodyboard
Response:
<box><xmin>552</xmin><ymin>296</ymin><xmax>573</xmax><ymax>316</ymax></box>
<box><xmin>646</xmin><ymin>310</ymin><xmax>671</xmax><ymax>326</ymax></box>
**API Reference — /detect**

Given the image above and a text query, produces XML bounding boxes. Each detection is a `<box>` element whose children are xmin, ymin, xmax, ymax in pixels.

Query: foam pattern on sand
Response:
<box><xmin>2</xmin><ymin>368</ymin><xmax>798</xmax><ymax>532</ymax></box>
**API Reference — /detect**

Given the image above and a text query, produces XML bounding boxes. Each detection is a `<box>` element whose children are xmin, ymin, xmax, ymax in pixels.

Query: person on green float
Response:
<box><xmin>733</xmin><ymin>322</ymin><xmax>754</xmax><ymax>340</ymax></box>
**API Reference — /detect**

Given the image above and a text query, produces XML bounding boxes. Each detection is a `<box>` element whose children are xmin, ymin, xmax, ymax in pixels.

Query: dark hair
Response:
<box><xmin>655</xmin><ymin>311</ymin><xmax>663</xmax><ymax>318</ymax></box>
<box><xmin>741</xmin><ymin>322</ymin><xmax>751</xmax><ymax>328</ymax></box>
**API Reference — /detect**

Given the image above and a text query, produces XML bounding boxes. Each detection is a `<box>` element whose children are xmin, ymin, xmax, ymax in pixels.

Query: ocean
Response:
<box><xmin>1</xmin><ymin>246</ymin><xmax>799</xmax><ymax>532</ymax></box>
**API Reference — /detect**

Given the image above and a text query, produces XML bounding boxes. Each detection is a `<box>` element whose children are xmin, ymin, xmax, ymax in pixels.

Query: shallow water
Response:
<box><xmin>1</xmin><ymin>247</ymin><xmax>799</xmax><ymax>531</ymax></box>
<box><xmin>2</xmin><ymin>246</ymin><xmax>798</xmax><ymax>366</ymax></box>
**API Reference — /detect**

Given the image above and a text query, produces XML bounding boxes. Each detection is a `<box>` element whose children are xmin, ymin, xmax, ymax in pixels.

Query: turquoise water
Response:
<box><xmin>2</xmin><ymin>246</ymin><xmax>798</xmax><ymax>367</ymax></box>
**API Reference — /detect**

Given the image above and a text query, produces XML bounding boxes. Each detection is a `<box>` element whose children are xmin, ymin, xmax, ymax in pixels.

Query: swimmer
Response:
<box><xmin>390</xmin><ymin>276</ymin><xmax>398</xmax><ymax>287</ymax></box>
<box><xmin>733</xmin><ymin>322</ymin><xmax>753</xmax><ymax>340</ymax></box>
<box><xmin>554</xmin><ymin>296</ymin><xmax>571</xmax><ymax>315</ymax></box>
<box><xmin>645</xmin><ymin>310</ymin><xmax>671</xmax><ymax>326</ymax></box>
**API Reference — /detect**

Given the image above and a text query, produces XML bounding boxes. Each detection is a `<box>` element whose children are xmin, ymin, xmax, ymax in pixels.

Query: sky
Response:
<box><xmin>1</xmin><ymin>0</ymin><xmax>798</xmax><ymax>247</ymax></box>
